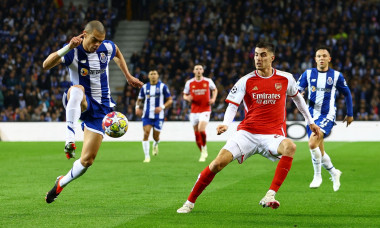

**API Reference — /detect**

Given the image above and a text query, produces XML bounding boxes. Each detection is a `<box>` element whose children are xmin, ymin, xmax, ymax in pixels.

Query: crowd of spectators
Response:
<box><xmin>122</xmin><ymin>0</ymin><xmax>380</xmax><ymax>122</ymax></box>
<box><xmin>1</xmin><ymin>0</ymin><xmax>379</xmax><ymax>123</ymax></box>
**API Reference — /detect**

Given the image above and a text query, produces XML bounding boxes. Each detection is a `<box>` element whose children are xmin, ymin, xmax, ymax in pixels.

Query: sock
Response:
<box><xmin>200</xmin><ymin>131</ymin><xmax>207</xmax><ymax>147</ymax></box>
<box><xmin>310</xmin><ymin>147</ymin><xmax>322</xmax><ymax>177</ymax></box>
<box><xmin>269</xmin><ymin>156</ymin><xmax>293</xmax><ymax>192</ymax></box>
<box><xmin>194</xmin><ymin>131</ymin><xmax>202</xmax><ymax>151</ymax></box>
<box><xmin>153</xmin><ymin>140</ymin><xmax>159</xmax><ymax>147</ymax></box>
<box><xmin>142</xmin><ymin>141</ymin><xmax>150</xmax><ymax>158</ymax></box>
<box><xmin>65</xmin><ymin>87</ymin><xmax>83</xmax><ymax>144</ymax></box>
<box><xmin>59</xmin><ymin>159</ymin><xmax>88</xmax><ymax>187</ymax></box>
<box><xmin>187</xmin><ymin>166</ymin><xmax>216</xmax><ymax>203</ymax></box>
<box><xmin>322</xmin><ymin>152</ymin><xmax>336</xmax><ymax>175</ymax></box>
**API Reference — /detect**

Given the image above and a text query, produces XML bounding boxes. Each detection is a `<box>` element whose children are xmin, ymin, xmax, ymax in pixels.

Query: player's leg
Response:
<box><xmin>142</xmin><ymin>123</ymin><xmax>153</xmax><ymax>162</ymax></box>
<box><xmin>64</xmin><ymin>85</ymin><xmax>87</xmax><ymax>159</ymax></box>
<box><xmin>177</xmin><ymin>148</ymin><xmax>233</xmax><ymax>213</ymax></box>
<box><xmin>190</xmin><ymin>113</ymin><xmax>202</xmax><ymax>151</ymax></box>
<box><xmin>320</xmin><ymin>140</ymin><xmax>342</xmax><ymax>191</ymax></box>
<box><xmin>308</xmin><ymin>128</ymin><xmax>324</xmax><ymax>188</ymax></box>
<box><xmin>152</xmin><ymin>119</ymin><xmax>163</xmax><ymax>156</ymax></box>
<box><xmin>46</xmin><ymin>128</ymin><xmax>102</xmax><ymax>203</ymax></box>
<box><xmin>260</xmin><ymin>138</ymin><xmax>296</xmax><ymax>209</ymax></box>
<box><xmin>198</xmin><ymin>121</ymin><xmax>208</xmax><ymax>162</ymax></box>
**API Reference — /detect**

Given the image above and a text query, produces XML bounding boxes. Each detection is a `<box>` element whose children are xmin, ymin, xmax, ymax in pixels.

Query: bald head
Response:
<box><xmin>84</xmin><ymin>20</ymin><xmax>106</xmax><ymax>35</ymax></box>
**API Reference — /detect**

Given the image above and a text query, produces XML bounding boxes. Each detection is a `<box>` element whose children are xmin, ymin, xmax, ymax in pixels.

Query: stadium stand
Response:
<box><xmin>0</xmin><ymin>0</ymin><xmax>379</xmax><ymax>122</ymax></box>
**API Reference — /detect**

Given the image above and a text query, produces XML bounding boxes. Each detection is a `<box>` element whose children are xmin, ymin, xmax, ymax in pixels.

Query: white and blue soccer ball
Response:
<box><xmin>102</xmin><ymin>111</ymin><xmax>128</xmax><ymax>138</ymax></box>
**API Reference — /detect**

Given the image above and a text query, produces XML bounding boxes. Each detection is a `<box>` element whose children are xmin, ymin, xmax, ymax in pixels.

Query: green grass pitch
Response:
<box><xmin>0</xmin><ymin>141</ymin><xmax>379</xmax><ymax>227</ymax></box>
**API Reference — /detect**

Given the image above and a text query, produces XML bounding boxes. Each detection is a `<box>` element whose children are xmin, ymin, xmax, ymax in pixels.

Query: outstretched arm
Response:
<box><xmin>43</xmin><ymin>33</ymin><xmax>84</xmax><ymax>70</ymax></box>
<box><xmin>217</xmin><ymin>103</ymin><xmax>238</xmax><ymax>135</ymax></box>
<box><xmin>113</xmin><ymin>45</ymin><xmax>143</xmax><ymax>88</ymax></box>
<box><xmin>291</xmin><ymin>92</ymin><xmax>320</xmax><ymax>137</ymax></box>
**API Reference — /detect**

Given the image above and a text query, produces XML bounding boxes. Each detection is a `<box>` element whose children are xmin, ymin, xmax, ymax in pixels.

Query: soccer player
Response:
<box><xmin>297</xmin><ymin>46</ymin><xmax>353</xmax><ymax>191</ymax></box>
<box><xmin>177</xmin><ymin>42</ymin><xmax>320</xmax><ymax>213</ymax></box>
<box><xmin>183</xmin><ymin>64</ymin><xmax>218</xmax><ymax>162</ymax></box>
<box><xmin>135</xmin><ymin>69</ymin><xmax>173</xmax><ymax>163</ymax></box>
<box><xmin>42</xmin><ymin>20</ymin><xmax>143</xmax><ymax>203</ymax></box>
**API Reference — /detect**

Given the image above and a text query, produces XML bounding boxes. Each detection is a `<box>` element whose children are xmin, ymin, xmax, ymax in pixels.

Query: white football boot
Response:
<box><xmin>199</xmin><ymin>147</ymin><xmax>208</xmax><ymax>162</ymax></box>
<box><xmin>152</xmin><ymin>144</ymin><xmax>159</xmax><ymax>156</ymax></box>
<box><xmin>177</xmin><ymin>201</ymin><xmax>194</xmax><ymax>213</ymax></box>
<box><xmin>143</xmin><ymin>157</ymin><xmax>151</xmax><ymax>163</ymax></box>
<box><xmin>330</xmin><ymin>169</ymin><xmax>342</xmax><ymax>191</ymax></box>
<box><xmin>259</xmin><ymin>190</ymin><xmax>280</xmax><ymax>209</ymax></box>
<box><xmin>309</xmin><ymin>175</ymin><xmax>322</xmax><ymax>188</ymax></box>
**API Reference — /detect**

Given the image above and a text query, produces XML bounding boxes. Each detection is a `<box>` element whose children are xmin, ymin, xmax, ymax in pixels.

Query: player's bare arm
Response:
<box><xmin>113</xmin><ymin>45</ymin><xmax>143</xmax><ymax>88</ymax></box>
<box><xmin>135</xmin><ymin>98</ymin><xmax>143</xmax><ymax>117</ymax></box>
<box><xmin>155</xmin><ymin>97</ymin><xmax>173</xmax><ymax>114</ymax></box>
<box><xmin>209</xmin><ymin>88</ymin><xmax>218</xmax><ymax>105</ymax></box>
<box><xmin>343</xmin><ymin>115</ymin><xmax>354</xmax><ymax>127</ymax></box>
<box><xmin>216</xmin><ymin>125</ymin><xmax>228</xmax><ymax>135</ymax></box>
<box><xmin>183</xmin><ymin>94</ymin><xmax>193</xmax><ymax>102</ymax></box>
<box><xmin>43</xmin><ymin>33</ymin><xmax>84</xmax><ymax>70</ymax></box>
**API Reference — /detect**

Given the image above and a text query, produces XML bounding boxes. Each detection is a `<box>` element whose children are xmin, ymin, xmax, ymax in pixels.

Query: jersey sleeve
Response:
<box><xmin>336</xmin><ymin>73</ymin><xmax>353</xmax><ymax>116</ymax></box>
<box><xmin>138</xmin><ymin>85</ymin><xmax>145</xmax><ymax>99</ymax></box>
<box><xmin>208</xmin><ymin>78</ymin><xmax>216</xmax><ymax>90</ymax></box>
<box><xmin>297</xmin><ymin>71</ymin><xmax>308</xmax><ymax>92</ymax></box>
<box><xmin>287</xmin><ymin>74</ymin><xmax>299</xmax><ymax>97</ymax></box>
<box><xmin>183</xmin><ymin>80</ymin><xmax>190</xmax><ymax>94</ymax></box>
<box><xmin>61</xmin><ymin>43</ymin><xmax>75</xmax><ymax>66</ymax></box>
<box><xmin>163</xmin><ymin>84</ymin><xmax>171</xmax><ymax>98</ymax></box>
<box><xmin>103</xmin><ymin>40</ymin><xmax>116</xmax><ymax>60</ymax></box>
<box><xmin>225</xmin><ymin>77</ymin><xmax>246</xmax><ymax>106</ymax></box>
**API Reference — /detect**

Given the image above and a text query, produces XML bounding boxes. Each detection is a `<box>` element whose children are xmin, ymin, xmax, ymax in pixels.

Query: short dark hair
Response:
<box><xmin>256</xmin><ymin>42</ymin><xmax>276</xmax><ymax>55</ymax></box>
<box><xmin>315</xmin><ymin>45</ymin><xmax>331</xmax><ymax>55</ymax></box>
<box><xmin>84</xmin><ymin>20</ymin><xmax>106</xmax><ymax>34</ymax></box>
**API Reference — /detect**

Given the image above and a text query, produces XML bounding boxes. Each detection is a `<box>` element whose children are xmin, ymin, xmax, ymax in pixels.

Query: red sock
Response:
<box><xmin>200</xmin><ymin>131</ymin><xmax>207</xmax><ymax>147</ymax></box>
<box><xmin>188</xmin><ymin>166</ymin><xmax>216</xmax><ymax>203</ymax></box>
<box><xmin>194</xmin><ymin>131</ymin><xmax>202</xmax><ymax>151</ymax></box>
<box><xmin>269</xmin><ymin>156</ymin><xmax>293</xmax><ymax>192</ymax></box>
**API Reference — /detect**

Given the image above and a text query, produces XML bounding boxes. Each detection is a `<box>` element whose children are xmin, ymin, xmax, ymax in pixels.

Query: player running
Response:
<box><xmin>297</xmin><ymin>46</ymin><xmax>353</xmax><ymax>191</ymax></box>
<box><xmin>177</xmin><ymin>42</ymin><xmax>320</xmax><ymax>213</ymax></box>
<box><xmin>183</xmin><ymin>64</ymin><xmax>218</xmax><ymax>162</ymax></box>
<box><xmin>135</xmin><ymin>69</ymin><xmax>172</xmax><ymax>162</ymax></box>
<box><xmin>42</xmin><ymin>20</ymin><xmax>143</xmax><ymax>203</ymax></box>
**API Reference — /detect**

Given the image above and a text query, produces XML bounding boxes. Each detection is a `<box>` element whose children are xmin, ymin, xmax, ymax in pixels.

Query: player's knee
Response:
<box><xmin>209</xmin><ymin>157</ymin><xmax>229</xmax><ymax>173</ymax></box>
<box><xmin>81</xmin><ymin>156</ymin><xmax>95</xmax><ymax>167</ymax></box>
<box><xmin>283</xmin><ymin>141</ymin><xmax>296</xmax><ymax>157</ymax></box>
<box><xmin>153</xmin><ymin>135</ymin><xmax>159</xmax><ymax>142</ymax></box>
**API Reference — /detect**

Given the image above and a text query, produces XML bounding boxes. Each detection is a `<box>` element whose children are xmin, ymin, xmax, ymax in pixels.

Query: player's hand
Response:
<box><xmin>68</xmin><ymin>33</ymin><xmax>84</xmax><ymax>49</ymax></box>
<box><xmin>185</xmin><ymin>95</ymin><xmax>193</xmax><ymax>102</ymax></box>
<box><xmin>309</xmin><ymin>123</ymin><xmax>321</xmax><ymax>139</ymax></box>
<box><xmin>127</xmin><ymin>76</ymin><xmax>144</xmax><ymax>88</ymax></box>
<box><xmin>135</xmin><ymin>108</ymin><xmax>142</xmax><ymax>117</ymax></box>
<box><xmin>209</xmin><ymin>98</ymin><xmax>216</xmax><ymax>105</ymax></box>
<box><xmin>343</xmin><ymin>115</ymin><xmax>354</xmax><ymax>127</ymax></box>
<box><xmin>216</xmin><ymin>125</ymin><xmax>228</xmax><ymax>135</ymax></box>
<box><xmin>154</xmin><ymin>107</ymin><xmax>162</xmax><ymax>114</ymax></box>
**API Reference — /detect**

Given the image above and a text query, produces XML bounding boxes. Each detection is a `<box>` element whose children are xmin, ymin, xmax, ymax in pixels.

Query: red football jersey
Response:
<box><xmin>184</xmin><ymin>77</ymin><xmax>216</xmax><ymax>113</ymax></box>
<box><xmin>225</xmin><ymin>69</ymin><xmax>298</xmax><ymax>136</ymax></box>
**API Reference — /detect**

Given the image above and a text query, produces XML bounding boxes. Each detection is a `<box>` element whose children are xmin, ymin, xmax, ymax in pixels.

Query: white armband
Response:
<box><xmin>291</xmin><ymin>93</ymin><xmax>314</xmax><ymax>125</ymax></box>
<box><xmin>222</xmin><ymin>103</ymin><xmax>238</xmax><ymax>126</ymax></box>
<box><xmin>161</xmin><ymin>105</ymin><xmax>165</xmax><ymax>110</ymax></box>
<box><xmin>57</xmin><ymin>45</ymin><xmax>71</xmax><ymax>57</ymax></box>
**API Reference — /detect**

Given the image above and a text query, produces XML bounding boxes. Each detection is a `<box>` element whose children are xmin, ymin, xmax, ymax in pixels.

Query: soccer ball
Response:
<box><xmin>102</xmin><ymin>111</ymin><xmax>128</xmax><ymax>138</ymax></box>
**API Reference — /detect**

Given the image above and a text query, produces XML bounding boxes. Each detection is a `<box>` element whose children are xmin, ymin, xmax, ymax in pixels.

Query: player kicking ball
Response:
<box><xmin>177</xmin><ymin>42</ymin><xmax>320</xmax><ymax>213</ymax></box>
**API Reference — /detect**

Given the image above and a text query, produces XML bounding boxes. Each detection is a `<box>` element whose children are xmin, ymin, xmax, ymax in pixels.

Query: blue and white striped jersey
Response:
<box><xmin>297</xmin><ymin>68</ymin><xmax>353</xmax><ymax>121</ymax></box>
<box><xmin>138</xmin><ymin>81</ymin><xmax>171</xmax><ymax>119</ymax></box>
<box><xmin>61</xmin><ymin>40</ymin><xmax>116</xmax><ymax>107</ymax></box>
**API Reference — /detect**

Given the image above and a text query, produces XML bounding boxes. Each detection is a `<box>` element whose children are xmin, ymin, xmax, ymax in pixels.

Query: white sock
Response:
<box><xmin>65</xmin><ymin>87</ymin><xmax>83</xmax><ymax>144</ymax></box>
<box><xmin>142</xmin><ymin>141</ymin><xmax>150</xmax><ymax>158</ymax></box>
<box><xmin>310</xmin><ymin>147</ymin><xmax>322</xmax><ymax>177</ymax></box>
<box><xmin>322</xmin><ymin>152</ymin><xmax>336</xmax><ymax>175</ymax></box>
<box><xmin>153</xmin><ymin>140</ymin><xmax>159</xmax><ymax>147</ymax></box>
<box><xmin>60</xmin><ymin>159</ymin><xmax>88</xmax><ymax>187</ymax></box>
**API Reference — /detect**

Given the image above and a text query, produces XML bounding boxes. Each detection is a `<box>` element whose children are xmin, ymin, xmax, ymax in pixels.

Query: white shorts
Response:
<box><xmin>189</xmin><ymin>111</ymin><xmax>211</xmax><ymax>126</ymax></box>
<box><xmin>222</xmin><ymin>130</ymin><xmax>286</xmax><ymax>164</ymax></box>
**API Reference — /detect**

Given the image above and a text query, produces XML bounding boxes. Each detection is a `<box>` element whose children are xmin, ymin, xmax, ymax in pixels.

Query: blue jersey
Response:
<box><xmin>138</xmin><ymin>81</ymin><xmax>171</xmax><ymax>119</ymax></box>
<box><xmin>297</xmin><ymin>68</ymin><xmax>353</xmax><ymax>121</ymax></box>
<box><xmin>61</xmin><ymin>40</ymin><xmax>117</xmax><ymax>108</ymax></box>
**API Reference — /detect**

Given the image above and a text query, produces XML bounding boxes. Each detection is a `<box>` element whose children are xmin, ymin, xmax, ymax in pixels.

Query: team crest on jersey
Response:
<box><xmin>311</xmin><ymin>86</ymin><xmax>316</xmax><ymax>92</ymax></box>
<box><xmin>80</xmin><ymin>68</ymin><xmax>88</xmax><ymax>76</ymax></box>
<box><xmin>275</xmin><ymin>83</ymin><xmax>282</xmax><ymax>91</ymax></box>
<box><xmin>327</xmin><ymin>77</ymin><xmax>333</xmax><ymax>85</ymax></box>
<box><xmin>192</xmin><ymin>85</ymin><xmax>196</xmax><ymax>88</ymax></box>
<box><xmin>203</xmin><ymin>83</ymin><xmax>207</xmax><ymax>88</ymax></box>
<box><xmin>100</xmin><ymin>52</ymin><xmax>108</xmax><ymax>63</ymax></box>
